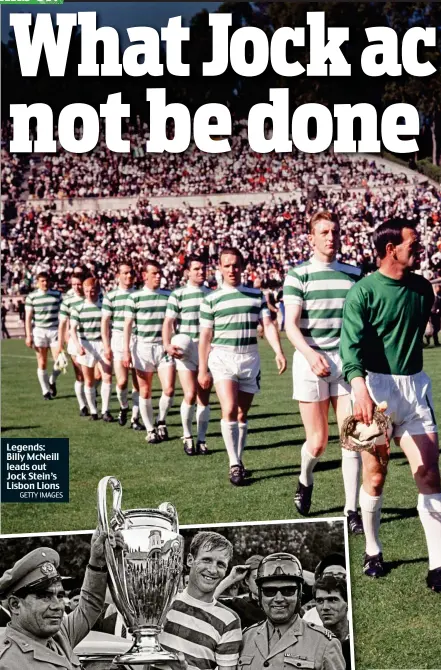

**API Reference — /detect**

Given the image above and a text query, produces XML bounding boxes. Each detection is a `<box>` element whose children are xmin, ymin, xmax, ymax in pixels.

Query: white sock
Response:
<box><xmin>158</xmin><ymin>393</ymin><xmax>173</xmax><ymax>422</ymax></box>
<box><xmin>342</xmin><ymin>448</ymin><xmax>362</xmax><ymax>514</ymax></box>
<box><xmin>37</xmin><ymin>369</ymin><xmax>50</xmax><ymax>395</ymax></box>
<box><xmin>116</xmin><ymin>386</ymin><xmax>128</xmax><ymax>409</ymax></box>
<box><xmin>49</xmin><ymin>368</ymin><xmax>61</xmax><ymax>385</ymax></box>
<box><xmin>139</xmin><ymin>397</ymin><xmax>155</xmax><ymax>432</ymax></box>
<box><xmin>180</xmin><ymin>401</ymin><xmax>195</xmax><ymax>438</ymax></box>
<box><xmin>131</xmin><ymin>390</ymin><xmax>140</xmax><ymax>420</ymax></box>
<box><xmin>85</xmin><ymin>386</ymin><xmax>97</xmax><ymax>414</ymax></box>
<box><xmin>74</xmin><ymin>381</ymin><xmax>86</xmax><ymax>410</ymax></box>
<box><xmin>299</xmin><ymin>442</ymin><xmax>320</xmax><ymax>487</ymax></box>
<box><xmin>417</xmin><ymin>492</ymin><xmax>441</xmax><ymax>570</ymax></box>
<box><xmin>100</xmin><ymin>382</ymin><xmax>112</xmax><ymax>414</ymax></box>
<box><xmin>221</xmin><ymin>420</ymin><xmax>239</xmax><ymax>467</ymax></box>
<box><xmin>238</xmin><ymin>422</ymin><xmax>248</xmax><ymax>461</ymax></box>
<box><xmin>196</xmin><ymin>404</ymin><xmax>210</xmax><ymax>442</ymax></box>
<box><xmin>359</xmin><ymin>486</ymin><xmax>383</xmax><ymax>556</ymax></box>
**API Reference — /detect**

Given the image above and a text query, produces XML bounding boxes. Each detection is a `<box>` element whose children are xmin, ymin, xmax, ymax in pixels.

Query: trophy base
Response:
<box><xmin>114</xmin><ymin>649</ymin><xmax>180</xmax><ymax>665</ymax></box>
<box><xmin>113</xmin><ymin>629</ymin><xmax>180</xmax><ymax>666</ymax></box>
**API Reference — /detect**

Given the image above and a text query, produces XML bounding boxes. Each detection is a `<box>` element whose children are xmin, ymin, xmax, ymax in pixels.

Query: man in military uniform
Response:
<box><xmin>239</xmin><ymin>553</ymin><xmax>345</xmax><ymax>670</ymax></box>
<box><xmin>0</xmin><ymin>529</ymin><xmax>114</xmax><ymax>670</ymax></box>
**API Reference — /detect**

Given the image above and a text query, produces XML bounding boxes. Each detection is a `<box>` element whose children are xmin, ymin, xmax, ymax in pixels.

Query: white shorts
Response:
<box><xmin>293</xmin><ymin>349</ymin><xmax>350</xmax><ymax>402</ymax></box>
<box><xmin>111</xmin><ymin>331</ymin><xmax>126</xmax><ymax>363</ymax></box>
<box><xmin>132</xmin><ymin>340</ymin><xmax>175</xmax><ymax>373</ymax></box>
<box><xmin>209</xmin><ymin>346</ymin><xmax>261</xmax><ymax>395</ymax></box>
<box><xmin>76</xmin><ymin>339</ymin><xmax>107</xmax><ymax>368</ymax></box>
<box><xmin>176</xmin><ymin>339</ymin><xmax>199</xmax><ymax>372</ymax></box>
<box><xmin>33</xmin><ymin>327</ymin><xmax>58</xmax><ymax>349</ymax></box>
<box><xmin>67</xmin><ymin>337</ymin><xmax>77</xmax><ymax>357</ymax></box>
<box><xmin>364</xmin><ymin>370</ymin><xmax>437</xmax><ymax>438</ymax></box>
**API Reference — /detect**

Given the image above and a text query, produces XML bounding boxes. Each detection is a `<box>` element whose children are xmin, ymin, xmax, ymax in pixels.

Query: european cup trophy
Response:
<box><xmin>97</xmin><ymin>476</ymin><xmax>185</xmax><ymax>665</ymax></box>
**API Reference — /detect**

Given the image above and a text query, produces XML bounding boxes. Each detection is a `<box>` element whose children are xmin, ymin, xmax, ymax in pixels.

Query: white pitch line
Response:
<box><xmin>1</xmin><ymin>354</ymin><xmax>37</xmax><ymax>360</ymax></box>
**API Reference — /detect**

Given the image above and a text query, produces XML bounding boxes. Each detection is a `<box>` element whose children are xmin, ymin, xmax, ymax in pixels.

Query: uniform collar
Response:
<box><xmin>253</xmin><ymin>616</ymin><xmax>302</xmax><ymax>660</ymax></box>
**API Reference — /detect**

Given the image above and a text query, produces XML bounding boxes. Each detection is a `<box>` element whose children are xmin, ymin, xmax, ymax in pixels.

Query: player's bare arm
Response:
<box><xmin>262</xmin><ymin>316</ymin><xmax>287</xmax><ymax>374</ymax></box>
<box><xmin>101</xmin><ymin>312</ymin><xmax>113</xmax><ymax>362</ymax></box>
<box><xmin>285</xmin><ymin>303</ymin><xmax>330</xmax><ymax>377</ymax></box>
<box><xmin>214</xmin><ymin>565</ymin><xmax>250</xmax><ymax>599</ymax></box>
<box><xmin>70</xmin><ymin>321</ymin><xmax>85</xmax><ymax>357</ymax></box>
<box><xmin>198</xmin><ymin>326</ymin><xmax>213</xmax><ymax>389</ymax></box>
<box><xmin>163</xmin><ymin>315</ymin><xmax>184</xmax><ymax>359</ymax></box>
<box><xmin>122</xmin><ymin>316</ymin><xmax>133</xmax><ymax>368</ymax></box>
<box><xmin>57</xmin><ymin>316</ymin><xmax>68</xmax><ymax>355</ymax></box>
<box><xmin>25</xmin><ymin>307</ymin><xmax>33</xmax><ymax>348</ymax></box>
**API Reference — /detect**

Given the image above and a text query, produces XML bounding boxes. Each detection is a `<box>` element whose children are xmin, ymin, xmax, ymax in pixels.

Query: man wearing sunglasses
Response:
<box><xmin>240</xmin><ymin>553</ymin><xmax>345</xmax><ymax>670</ymax></box>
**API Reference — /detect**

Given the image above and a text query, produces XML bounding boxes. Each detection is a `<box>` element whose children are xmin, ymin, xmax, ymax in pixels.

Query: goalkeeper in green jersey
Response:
<box><xmin>340</xmin><ymin>219</ymin><xmax>441</xmax><ymax>592</ymax></box>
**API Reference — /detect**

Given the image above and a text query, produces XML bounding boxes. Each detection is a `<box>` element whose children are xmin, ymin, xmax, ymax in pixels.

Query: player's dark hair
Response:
<box><xmin>144</xmin><ymin>259</ymin><xmax>161</xmax><ymax>272</ymax></box>
<box><xmin>36</xmin><ymin>272</ymin><xmax>50</xmax><ymax>281</ymax></box>
<box><xmin>189</xmin><ymin>531</ymin><xmax>233</xmax><ymax>562</ymax></box>
<box><xmin>70</xmin><ymin>272</ymin><xmax>84</xmax><ymax>283</ymax></box>
<box><xmin>118</xmin><ymin>261</ymin><xmax>134</xmax><ymax>272</ymax></box>
<box><xmin>219</xmin><ymin>247</ymin><xmax>244</xmax><ymax>266</ymax></box>
<box><xmin>184</xmin><ymin>255</ymin><xmax>205</xmax><ymax>271</ymax></box>
<box><xmin>314</xmin><ymin>553</ymin><xmax>346</xmax><ymax>579</ymax></box>
<box><xmin>313</xmin><ymin>574</ymin><xmax>347</xmax><ymax>603</ymax></box>
<box><xmin>373</xmin><ymin>219</ymin><xmax>417</xmax><ymax>259</ymax></box>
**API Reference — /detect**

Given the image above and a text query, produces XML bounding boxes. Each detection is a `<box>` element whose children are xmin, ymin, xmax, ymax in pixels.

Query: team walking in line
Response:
<box><xmin>23</xmin><ymin>213</ymin><xmax>441</xmax><ymax>590</ymax></box>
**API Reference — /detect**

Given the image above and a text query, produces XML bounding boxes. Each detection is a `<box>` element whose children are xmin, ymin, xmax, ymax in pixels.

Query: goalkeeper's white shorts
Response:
<box><xmin>364</xmin><ymin>370</ymin><xmax>437</xmax><ymax>439</ymax></box>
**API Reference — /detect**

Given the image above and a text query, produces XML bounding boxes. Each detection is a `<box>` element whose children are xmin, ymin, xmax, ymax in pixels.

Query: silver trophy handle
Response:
<box><xmin>158</xmin><ymin>502</ymin><xmax>179</xmax><ymax>533</ymax></box>
<box><xmin>97</xmin><ymin>476</ymin><xmax>135</xmax><ymax>625</ymax></box>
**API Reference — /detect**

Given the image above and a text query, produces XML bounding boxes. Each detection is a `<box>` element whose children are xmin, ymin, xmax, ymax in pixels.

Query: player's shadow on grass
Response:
<box><xmin>246</xmin><ymin>437</ymin><xmax>306</xmax><ymax>450</ymax></box>
<box><xmin>248</xmin><ymin>423</ymin><xmax>304</xmax><ymax>434</ymax></box>
<box><xmin>247</xmin><ymin>467</ymin><xmax>298</xmax><ymax>484</ymax></box>
<box><xmin>379</xmin><ymin>506</ymin><xmax>419</xmax><ymax>524</ymax></box>
<box><xmin>389</xmin><ymin>451</ymin><xmax>407</xmax><ymax>460</ymax></box>
<box><xmin>1</xmin><ymin>425</ymin><xmax>41</xmax><ymax>432</ymax></box>
<box><xmin>383</xmin><ymin>556</ymin><xmax>427</xmax><ymax>575</ymax></box>
<box><xmin>250</xmin><ymin>412</ymin><xmax>293</xmax><ymax>421</ymax></box>
<box><xmin>308</xmin><ymin>506</ymin><xmax>344</xmax><ymax>516</ymax></box>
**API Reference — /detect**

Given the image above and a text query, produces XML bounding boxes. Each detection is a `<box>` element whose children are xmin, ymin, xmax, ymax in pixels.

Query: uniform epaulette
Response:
<box><xmin>305</xmin><ymin>621</ymin><xmax>336</xmax><ymax>640</ymax></box>
<box><xmin>0</xmin><ymin>638</ymin><xmax>11</xmax><ymax>658</ymax></box>
<box><xmin>243</xmin><ymin>620</ymin><xmax>265</xmax><ymax>634</ymax></box>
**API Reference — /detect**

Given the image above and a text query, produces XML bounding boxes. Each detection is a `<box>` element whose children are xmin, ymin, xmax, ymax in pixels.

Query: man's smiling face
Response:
<box><xmin>187</xmin><ymin>543</ymin><xmax>230</xmax><ymax>602</ymax></box>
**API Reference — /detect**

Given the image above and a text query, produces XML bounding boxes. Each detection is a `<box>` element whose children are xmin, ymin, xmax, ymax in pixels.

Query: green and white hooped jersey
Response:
<box><xmin>70</xmin><ymin>299</ymin><xmax>103</xmax><ymax>342</ymax></box>
<box><xmin>59</xmin><ymin>292</ymin><xmax>84</xmax><ymax>322</ymax></box>
<box><xmin>165</xmin><ymin>283</ymin><xmax>211</xmax><ymax>342</ymax></box>
<box><xmin>102</xmin><ymin>287</ymin><xmax>136</xmax><ymax>333</ymax></box>
<box><xmin>283</xmin><ymin>257</ymin><xmax>361</xmax><ymax>351</ymax></box>
<box><xmin>200</xmin><ymin>284</ymin><xmax>270</xmax><ymax>350</ymax></box>
<box><xmin>25</xmin><ymin>289</ymin><xmax>62</xmax><ymax>329</ymax></box>
<box><xmin>125</xmin><ymin>287</ymin><xmax>170</xmax><ymax>343</ymax></box>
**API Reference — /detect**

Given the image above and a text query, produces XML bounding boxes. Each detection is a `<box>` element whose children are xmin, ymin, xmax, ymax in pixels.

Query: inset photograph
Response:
<box><xmin>0</xmin><ymin>517</ymin><xmax>352</xmax><ymax>670</ymax></box>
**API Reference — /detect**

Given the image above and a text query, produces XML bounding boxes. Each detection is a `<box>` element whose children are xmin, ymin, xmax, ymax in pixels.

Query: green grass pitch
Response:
<box><xmin>1</xmin><ymin>337</ymin><xmax>441</xmax><ymax>668</ymax></box>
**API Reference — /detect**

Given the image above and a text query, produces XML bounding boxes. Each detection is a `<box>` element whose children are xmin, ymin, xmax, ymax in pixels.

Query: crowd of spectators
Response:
<box><xmin>2</xmin><ymin>183</ymin><xmax>441</xmax><ymax>297</ymax></box>
<box><xmin>1</xmin><ymin>119</ymin><xmax>413</xmax><ymax>200</ymax></box>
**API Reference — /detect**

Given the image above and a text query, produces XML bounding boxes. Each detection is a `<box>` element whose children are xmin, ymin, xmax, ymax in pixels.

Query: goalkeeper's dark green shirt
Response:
<box><xmin>340</xmin><ymin>270</ymin><xmax>434</xmax><ymax>383</ymax></box>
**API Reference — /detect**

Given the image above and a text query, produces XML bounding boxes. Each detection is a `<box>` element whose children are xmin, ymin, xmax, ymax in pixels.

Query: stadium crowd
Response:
<box><xmin>1</xmin><ymin>120</ymin><xmax>412</xmax><ymax>200</ymax></box>
<box><xmin>2</xmin><ymin>183</ymin><xmax>441</xmax><ymax>296</ymax></box>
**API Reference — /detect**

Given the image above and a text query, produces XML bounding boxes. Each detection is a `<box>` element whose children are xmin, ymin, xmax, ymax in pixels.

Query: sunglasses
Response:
<box><xmin>261</xmin><ymin>585</ymin><xmax>298</xmax><ymax>598</ymax></box>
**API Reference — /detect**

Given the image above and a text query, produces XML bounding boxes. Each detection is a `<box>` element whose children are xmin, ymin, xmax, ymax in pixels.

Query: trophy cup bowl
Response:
<box><xmin>97</xmin><ymin>476</ymin><xmax>184</xmax><ymax>665</ymax></box>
